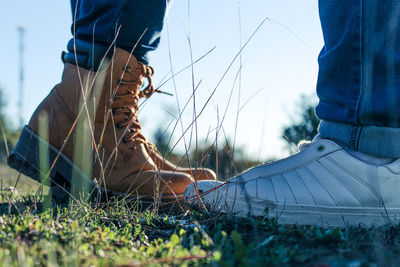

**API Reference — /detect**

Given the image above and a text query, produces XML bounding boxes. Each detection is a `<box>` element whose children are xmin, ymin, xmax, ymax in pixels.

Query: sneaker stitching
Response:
<box><xmin>282</xmin><ymin>173</ymin><xmax>298</xmax><ymax>204</ymax></box>
<box><xmin>241</xmin><ymin>146</ymin><xmax>342</xmax><ymax>183</ymax></box>
<box><xmin>268</xmin><ymin>177</ymin><xmax>278</xmax><ymax>203</ymax></box>
<box><xmin>325</xmin><ymin>154</ymin><xmax>384</xmax><ymax>208</ymax></box>
<box><xmin>305</xmin><ymin>165</ymin><xmax>338</xmax><ymax>206</ymax></box>
<box><xmin>317</xmin><ymin>158</ymin><xmax>363</xmax><ymax>207</ymax></box>
<box><xmin>294</xmin><ymin>168</ymin><xmax>318</xmax><ymax>206</ymax></box>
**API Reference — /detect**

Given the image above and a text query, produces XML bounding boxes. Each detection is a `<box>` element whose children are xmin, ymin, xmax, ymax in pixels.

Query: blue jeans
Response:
<box><xmin>65</xmin><ymin>0</ymin><xmax>171</xmax><ymax>67</ymax></box>
<box><xmin>65</xmin><ymin>0</ymin><xmax>400</xmax><ymax>158</ymax></box>
<box><xmin>317</xmin><ymin>0</ymin><xmax>400</xmax><ymax>158</ymax></box>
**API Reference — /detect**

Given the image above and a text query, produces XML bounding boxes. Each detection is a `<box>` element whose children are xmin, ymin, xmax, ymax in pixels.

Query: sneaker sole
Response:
<box><xmin>227</xmin><ymin>197</ymin><xmax>400</xmax><ymax>227</ymax></box>
<box><xmin>8</xmin><ymin>126</ymin><xmax>184</xmax><ymax>204</ymax></box>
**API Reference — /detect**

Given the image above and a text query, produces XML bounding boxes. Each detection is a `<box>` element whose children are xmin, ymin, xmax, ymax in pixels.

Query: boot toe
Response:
<box><xmin>192</xmin><ymin>168</ymin><xmax>217</xmax><ymax>181</ymax></box>
<box><xmin>158</xmin><ymin>171</ymin><xmax>194</xmax><ymax>196</ymax></box>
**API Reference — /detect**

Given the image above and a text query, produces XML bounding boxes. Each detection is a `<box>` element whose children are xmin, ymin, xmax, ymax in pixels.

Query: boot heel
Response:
<box><xmin>7</xmin><ymin>126</ymin><xmax>93</xmax><ymax>202</ymax></box>
<box><xmin>8</xmin><ymin>126</ymin><xmax>42</xmax><ymax>181</ymax></box>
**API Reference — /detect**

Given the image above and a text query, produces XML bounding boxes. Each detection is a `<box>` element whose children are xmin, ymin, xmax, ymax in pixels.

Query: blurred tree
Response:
<box><xmin>282</xmin><ymin>94</ymin><xmax>320</xmax><ymax>152</ymax></box>
<box><xmin>153</xmin><ymin>126</ymin><xmax>262</xmax><ymax>180</ymax></box>
<box><xmin>153</xmin><ymin>127</ymin><xmax>172</xmax><ymax>157</ymax></box>
<box><xmin>153</xmin><ymin>94</ymin><xmax>321</xmax><ymax>181</ymax></box>
<box><xmin>0</xmin><ymin>86</ymin><xmax>19</xmax><ymax>162</ymax></box>
<box><xmin>190</xmin><ymin>139</ymin><xmax>261</xmax><ymax>181</ymax></box>
<box><xmin>152</xmin><ymin>127</ymin><xmax>184</xmax><ymax>166</ymax></box>
<box><xmin>0</xmin><ymin>87</ymin><xmax>7</xmax><ymax>126</ymax></box>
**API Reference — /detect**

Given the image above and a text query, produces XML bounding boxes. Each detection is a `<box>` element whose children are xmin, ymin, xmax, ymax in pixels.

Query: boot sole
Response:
<box><xmin>8</xmin><ymin>126</ymin><xmax>184</xmax><ymax>206</ymax></box>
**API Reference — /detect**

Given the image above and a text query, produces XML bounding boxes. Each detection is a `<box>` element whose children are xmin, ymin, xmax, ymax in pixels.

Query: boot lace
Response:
<box><xmin>112</xmin><ymin>63</ymin><xmax>155</xmax><ymax>144</ymax></box>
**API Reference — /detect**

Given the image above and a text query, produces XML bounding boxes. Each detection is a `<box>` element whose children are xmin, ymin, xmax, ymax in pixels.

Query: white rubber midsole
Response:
<box><xmin>216</xmin><ymin>197</ymin><xmax>400</xmax><ymax>227</ymax></box>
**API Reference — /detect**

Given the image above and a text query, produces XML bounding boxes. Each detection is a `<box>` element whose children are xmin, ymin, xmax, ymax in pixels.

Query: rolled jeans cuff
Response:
<box><xmin>318</xmin><ymin>120</ymin><xmax>400</xmax><ymax>158</ymax></box>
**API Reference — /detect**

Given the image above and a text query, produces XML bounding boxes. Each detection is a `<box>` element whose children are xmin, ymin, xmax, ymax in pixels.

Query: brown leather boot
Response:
<box><xmin>145</xmin><ymin>142</ymin><xmax>216</xmax><ymax>181</ymax></box>
<box><xmin>8</xmin><ymin>48</ymin><xmax>193</xmax><ymax>201</ymax></box>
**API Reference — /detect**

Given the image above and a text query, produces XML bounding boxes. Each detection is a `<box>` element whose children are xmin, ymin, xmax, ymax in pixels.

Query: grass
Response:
<box><xmin>1</xmin><ymin>10</ymin><xmax>398</xmax><ymax>266</ymax></box>
<box><xmin>0</xmin><ymin>165</ymin><xmax>43</xmax><ymax>195</ymax></box>
<box><xmin>1</xmin><ymin>171</ymin><xmax>400</xmax><ymax>266</ymax></box>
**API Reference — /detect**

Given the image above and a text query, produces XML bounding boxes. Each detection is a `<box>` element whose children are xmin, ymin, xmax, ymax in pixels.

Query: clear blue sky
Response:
<box><xmin>0</xmin><ymin>1</ymin><xmax>323</xmax><ymax>161</ymax></box>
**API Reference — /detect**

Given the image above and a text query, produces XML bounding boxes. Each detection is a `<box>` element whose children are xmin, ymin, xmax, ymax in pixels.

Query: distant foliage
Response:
<box><xmin>0</xmin><ymin>87</ymin><xmax>19</xmax><ymax>162</ymax></box>
<box><xmin>153</xmin><ymin>128</ymin><xmax>172</xmax><ymax>156</ymax></box>
<box><xmin>153</xmin><ymin>129</ymin><xmax>260</xmax><ymax>181</ymax></box>
<box><xmin>282</xmin><ymin>94</ymin><xmax>320</xmax><ymax>150</ymax></box>
<box><xmin>153</xmin><ymin>94</ymin><xmax>321</xmax><ymax>179</ymax></box>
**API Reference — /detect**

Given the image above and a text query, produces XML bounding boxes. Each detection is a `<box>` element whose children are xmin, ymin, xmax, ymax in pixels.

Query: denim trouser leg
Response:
<box><xmin>64</xmin><ymin>0</ymin><xmax>171</xmax><ymax>69</ymax></box>
<box><xmin>317</xmin><ymin>0</ymin><xmax>400</xmax><ymax>158</ymax></box>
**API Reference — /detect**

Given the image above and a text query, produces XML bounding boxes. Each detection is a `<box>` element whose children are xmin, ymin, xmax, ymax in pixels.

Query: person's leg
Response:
<box><xmin>317</xmin><ymin>0</ymin><xmax>400</xmax><ymax>158</ymax></box>
<box><xmin>186</xmin><ymin>0</ymin><xmax>400</xmax><ymax>227</ymax></box>
<box><xmin>64</xmin><ymin>0</ymin><xmax>170</xmax><ymax>70</ymax></box>
<box><xmin>8</xmin><ymin>0</ymin><xmax>214</xmax><ymax>203</ymax></box>
<box><xmin>65</xmin><ymin>0</ymin><xmax>215</xmax><ymax>180</ymax></box>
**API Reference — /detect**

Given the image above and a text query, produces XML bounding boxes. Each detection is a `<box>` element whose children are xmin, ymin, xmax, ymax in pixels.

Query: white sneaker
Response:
<box><xmin>184</xmin><ymin>138</ymin><xmax>400</xmax><ymax>227</ymax></box>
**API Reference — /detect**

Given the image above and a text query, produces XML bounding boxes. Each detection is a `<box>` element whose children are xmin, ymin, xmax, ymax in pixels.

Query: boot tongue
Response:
<box><xmin>112</xmin><ymin>88</ymin><xmax>147</xmax><ymax>144</ymax></box>
<box><xmin>110</xmin><ymin>53</ymin><xmax>155</xmax><ymax>144</ymax></box>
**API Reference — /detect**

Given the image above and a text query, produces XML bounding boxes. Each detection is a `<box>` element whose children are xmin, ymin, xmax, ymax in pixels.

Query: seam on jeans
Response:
<box><xmin>105</xmin><ymin>0</ymin><xmax>130</xmax><ymax>46</ymax></box>
<box><xmin>350</xmin><ymin>126</ymin><xmax>360</xmax><ymax>151</ymax></box>
<box><xmin>355</xmin><ymin>127</ymin><xmax>362</xmax><ymax>151</ymax></box>
<box><xmin>354</xmin><ymin>0</ymin><xmax>364</xmax><ymax>125</ymax></box>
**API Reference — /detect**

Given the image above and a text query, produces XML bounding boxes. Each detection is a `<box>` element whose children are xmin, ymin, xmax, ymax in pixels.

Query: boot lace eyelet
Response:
<box><xmin>317</xmin><ymin>144</ymin><xmax>325</xmax><ymax>152</ymax></box>
<box><xmin>123</xmin><ymin>66</ymin><xmax>132</xmax><ymax>73</ymax></box>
